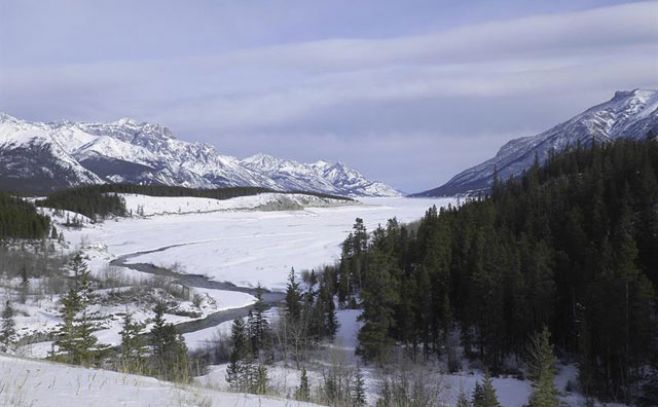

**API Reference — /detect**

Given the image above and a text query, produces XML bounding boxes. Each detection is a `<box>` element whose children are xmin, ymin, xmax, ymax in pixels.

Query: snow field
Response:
<box><xmin>0</xmin><ymin>354</ymin><xmax>322</xmax><ymax>407</ymax></box>
<box><xmin>119</xmin><ymin>192</ymin><xmax>356</xmax><ymax>217</ymax></box>
<box><xmin>61</xmin><ymin>197</ymin><xmax>455</xmax><ymax>290</ymax></box>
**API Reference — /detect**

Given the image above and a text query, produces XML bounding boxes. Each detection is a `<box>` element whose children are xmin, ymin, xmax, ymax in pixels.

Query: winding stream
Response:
<box><xmin>110</xmin><ymin>245</ymin><xmax>284</xmax><ymax>337</ymax></box>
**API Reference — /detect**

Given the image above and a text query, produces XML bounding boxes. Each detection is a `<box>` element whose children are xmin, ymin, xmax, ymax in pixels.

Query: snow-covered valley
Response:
<box><xmin>0</xmin><ymin>193</ymin><xmax>622</xmax><ymax>406</ymax></box>
<box><xmin>62</xmin><ymin>195</ymin><xmax>454</xmax><ymax>290</ymax></box>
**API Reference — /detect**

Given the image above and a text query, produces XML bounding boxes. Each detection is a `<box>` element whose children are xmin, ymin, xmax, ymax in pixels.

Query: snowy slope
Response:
<box><xmin>0</xmin><ymin>113</ymin><xmax>399</xmax><ymax>196</ymax></box>
<box><xmin>0</xmin><ymin>354</ymin><xmax>320</xmax><ymax>407</ymax></box>
<box><xmin>120</xmin><ymin>192</ymin><xmax>355</xmax><ymax>216</ymax></box>
<box><xmin>0</xmin><ymin>113</ymin><xmax>103</xmax><ymax>193</ymax></box>
<box><xmin>241</xmin><ymin>154</ymin><xmax>400</xmax><ymax>197</ymax></box>
<box><xmin>414</xmin><ymin>89</ymin><xmax>658</xmax><ymax>197</ymax></box>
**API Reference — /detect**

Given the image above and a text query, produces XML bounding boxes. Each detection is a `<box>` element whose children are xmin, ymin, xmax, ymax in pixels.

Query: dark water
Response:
<box><xmin>110</xmin><ymin>246</ymin><xmax>284</xmax><ymax>335</ymax></box>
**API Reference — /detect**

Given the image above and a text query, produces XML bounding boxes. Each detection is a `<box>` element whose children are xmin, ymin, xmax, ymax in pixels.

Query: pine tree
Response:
<box><xmin>353</xmin><ymin>367</ymin><xmax>367</xmax><ymax>407</ymax></box>
<box><xmin>69</xmin><ymin>253</ymin><xmax>90</xmax><ymax>293</ymax></box>
<box><xmin>149</xmin><ymin>303</ymin><xmax>189</xmax><ymax>381</ymax></box>
<box><xmin>356</xmin><ymin>250</ymin><xmax>399</xmax><ymax>363</ymax></box>
<box><xmin>472</xmin><ymin>374</ymin><xmax>500</xmax><ymax>407</ymax></box>
<box><xmin>296</xmin><ymin>367</ymin><xmax>311</xmax><ymax>401</ymax></box>
<box><xmin>0</xmin><ymin>301</ymin><xmax>16</xmax><ymax>350</ymax></box>
<box><xmin>250</xmin><ymin>283</ymin><xmax>270</xmax><ymax>353</ymax></box>
<box><xmin>285</xmin><ymin>268</ymin><xmax>303</xmax><ymax>323</ymax></box>
<box><xmin>472</xmin><ymin>382</ymin><xmax>484</xmax><ymax>407</ymax></box>
<box><xmin>75</xmin><ymin>311</ymin><xmax>98</xmax><ymax>365</ymax></box>
<box><xmin>226</xmin><ymin>317</ymin><xmax>249</xmax><ymax>388</ymax></box>
<box><xmin>456</xmin><ymin>388</ymin><xmax>471</xmax><ymax>407</ymax></box>
<box><xmin>52</xmin><ymin>252</ymin><xmax>93</xmax><ymax>365</ymax></box>
<box><xmin>252</xmin><ymin>363</ymin><xmax>269</xmax><ymax>394</ymax></box>
<box><xmin>19</xmin><ymin>264</ymin><xmax>29</xmax><ymax>304</ymax></box>
<box><xmin>119</xmin><ymin>313</ymin><xmax>146</xmax><ymax>373</ymax></box>
<box><xmin>527</xmin><ymin>327</ymin><xmax>558</xmax><ymax>407</ymax></box>
<box><xmin>376</xmin><ymin>380</ymin><xmax>392</xmax><ymax>407</ymax></box>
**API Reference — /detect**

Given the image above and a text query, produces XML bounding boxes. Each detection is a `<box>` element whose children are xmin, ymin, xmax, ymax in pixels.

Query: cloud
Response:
<box><xmin>1</xmin><ymin>1</ymin><xmax>657</xmax><ymax>191</ymax></box>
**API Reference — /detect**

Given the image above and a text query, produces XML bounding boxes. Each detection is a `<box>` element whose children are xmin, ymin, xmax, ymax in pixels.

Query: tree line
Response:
<box><xmin>34</xmin><ymin>183</ymin><xmax>352</xmax><ymax>220</ymax></box>
<box><xmin>328</xmin><ymin>136</ymin><xmax>658</xmax><ymax>404</ymax></box>
<box><xmin>35</xmin><ymin>187</ymin><xmax>126</xmax><ymax>220</ymax></box>
<box><xmin>0</xmin><ymin>192</ymin><xmax>50</xmax><ymax>239</ymax></box>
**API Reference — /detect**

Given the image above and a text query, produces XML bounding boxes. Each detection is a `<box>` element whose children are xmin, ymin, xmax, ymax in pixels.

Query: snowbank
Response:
<box><xmin>0</xmin><ymin>354</ymin><xmax>321</xmax><ymax>407</ymax></box>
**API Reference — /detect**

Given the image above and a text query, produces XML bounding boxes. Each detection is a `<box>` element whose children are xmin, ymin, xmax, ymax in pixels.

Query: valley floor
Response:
<box><xmin>3</xmin><ymin>193</ymin><xmax>626</xmax><ymax>406</ymax></box>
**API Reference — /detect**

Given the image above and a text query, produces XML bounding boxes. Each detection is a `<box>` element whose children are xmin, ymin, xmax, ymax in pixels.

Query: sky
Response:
<box><xmin>1</xmin><ymin>1</ymin><xmax>657</xmax><ymax>192</ymax></box>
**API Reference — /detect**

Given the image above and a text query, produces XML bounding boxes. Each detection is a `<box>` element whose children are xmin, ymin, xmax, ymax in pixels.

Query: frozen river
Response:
<box><xmin>70</xmin><ymin>197</ymin><xmax>455</xmax><ymax>290</ymax></box>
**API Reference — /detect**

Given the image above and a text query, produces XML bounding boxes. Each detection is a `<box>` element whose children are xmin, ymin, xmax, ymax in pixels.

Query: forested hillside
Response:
<box><xmin>0</xmin><ymin>192</ymin><xmax>50</xmax><ymax>239</ymax></box>
<box><xmin>35</xmin><ymin>184</ymin><xmax>352</xmax><ymax>220</ymax></box>
<box><xmin>332</xmin><ymin>136</ymin><xmax>658</xmax><ymax>404</ymax></box>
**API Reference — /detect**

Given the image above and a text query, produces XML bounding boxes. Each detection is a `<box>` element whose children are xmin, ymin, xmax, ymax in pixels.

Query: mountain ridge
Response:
<box><xmin>413</xmin><ymin>88</ymin><xmax>658</xmax><ymax>197</ymax></box>
<box><xmin>0</xmin><ymin>114</ymin><xmax>400</xmax><ymax>197</ymax></box>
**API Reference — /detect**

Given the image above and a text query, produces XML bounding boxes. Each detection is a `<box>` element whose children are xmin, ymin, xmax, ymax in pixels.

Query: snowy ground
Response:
<box><xmin>119</xmin><ymin>192</ymin><xmax>356</xmax><ymax>217</ymax></box>
<box><xmin>6</xmin><ymin>193</ymin><xmax>623</xmax><ymax>406</ymax></box>
<box><xmin>62</xmin><ymin>196</ymin><xmax>454</xmax><ymax>290</ymax></box>
<box><xmin>0</xmin><ymin>354</ymin><xmax>322</xmax><ymax>407</ymax></box>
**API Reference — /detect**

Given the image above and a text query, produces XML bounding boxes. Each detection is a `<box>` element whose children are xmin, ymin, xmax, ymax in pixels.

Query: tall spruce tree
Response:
<box><xmin>472</xmin><ymin>374</ymin><xmax>500</xmax><ymax>407</ymax></box>
<box><xmin>296</xmin><ymin>367</ymin><xmax>311</xmax><ymax>401</ymax></box>
<box><xmin>0</xmin><ymin>300</ymin><xmax>16</xmax><ymax>350</ymax></box>
<box><xmin>353</xmin><ymin>367</ymin><xmax>367</xmax><ymax>407</ymax></box>
<box><xmin>119</xmin><ymin>313</ymin><xmax>147</xmax><ymax>373</ymax></box>
<box><xmin>53</xmin><ymin>254</ymin><xmax>98</xmax><ymax>366</ymax></box>
<box><xmin>226</xmin><ymin>317</ymin><xmax>249</xmax><ymax>388</ymax></box>
<box><xmin>149</xmin><ymin>303</ymin><xmax>189</xmax><ymax>381</ymax></box>
<box><xmin>527</xmin><ymin>327</ymin><xmax>558</xmax><ymax>407</ymax></box>
<box><xmin>356</xmin><ymin>249</ymin><xmax>399</xmax><ymax>363</ymax></box>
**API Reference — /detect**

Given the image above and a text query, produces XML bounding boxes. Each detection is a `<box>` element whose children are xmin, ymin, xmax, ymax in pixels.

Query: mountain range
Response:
<box><xmin>414</xmin><ymin>89</ymin><xmax>658</xmax><ymax>197</ymax></box>
<box><xmin>0</xmin><ymin>113</ymin><xmax>399</xmax><ymax>197</ymax></box>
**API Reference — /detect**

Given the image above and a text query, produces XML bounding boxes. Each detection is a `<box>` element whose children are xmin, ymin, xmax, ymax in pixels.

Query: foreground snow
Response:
<box><xmin>0</xmin><ymin>354</ymin><xmax>321</xmax><ymax>407</ymax></box>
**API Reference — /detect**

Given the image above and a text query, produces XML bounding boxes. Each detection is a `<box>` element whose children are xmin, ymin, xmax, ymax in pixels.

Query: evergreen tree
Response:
<box><xmin>68</xmin><ymin>253</ymin><xmax>90</xmax><ymax>293</ymax></box>
<box><xmin>356</xmin><ymin>249</ymin><xmax>399</xmax><ymax>363</ymax></box>
<box><xmin>119</xmin><ymin>313</ymin><xmax>147</xmax><ymax>373</ymax></box>
<box><xmin>285</xmin><ymin>268</ymin><xmax>303</xmax><ymax>323</ymax></box>
<box><xmin>0</xmin><ymin>192</ymin><xmax>50</xmax><ymax>239</ymax></box>
<box><xmin>296</xmin><ymin>367</ymin><xmax>311</xmax><ymax>401</ymax></box>
<box><xmin>149</xmin><ymin>303</ymin><xmax>189</xmax><ymax>381</ymax></box>
<box><xmin>226</xmin><ymin>317</ymin><xmax>249</xmax><ymax>388</ymax></box>
<box><xmin>19</xmin><ymin>265</ymin><xmax>29</xmax><ymax>304</ymax></box>
<box><xmin>249</xmin><ymin>283</ymin><xmax>270</xmax><ymax>353</ymax></box>
<box><xmin>472</xmin><ymin>374</ymin><xmax>500</xmax><ymax>407</ymax></box>
<box><xmin>456</xmin><ymin>388</ymin><xmax>471</xmax><ymax>407</ymax></box>
<box><xmin>353</xmin><ymin>367</ymin><xmax>367</xmax><ymax>407</ymax></box>
<box><xmin>472</xmin><ymin>382</ymin><xmax>484</xmax><ymax>407</ymax></box>
<box><xmin>331</xmin><ymin>138</ymin><xmax>658</xmax><ymax>401</ymax></box>
<box><xmin>75</xmin><ymin>311</ymin><xmax>98</xmax><ymax>365</ymax></box>
<box><xmin>527</xmin><ymin>327</ymin><xmax>558</xmax><ymax>407</ymax></box>
<box><xmin>0</xmin><ymin>300</ymin><xmax>16</xmax><ymax>350</ymax></box>
<box><xmin>53</xmin><ymin>254</ymin><xmax>98</xmax><ymax>366</ymax></box>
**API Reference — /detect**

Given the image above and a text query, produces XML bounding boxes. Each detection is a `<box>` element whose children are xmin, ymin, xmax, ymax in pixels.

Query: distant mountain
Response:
<box><xmin>413</xmin><ymin>89</ymin><xmax>658</xmax><ymax>197</ymax></box>
<box><xmin>241</xmin><ymin>154</ymin><xmax>399</xmax><ymax>197</ymax></box>
<box><xmin>0</xmin><ymin>114</ymin><xmax>400</xmax><ymax>196</ymax></box>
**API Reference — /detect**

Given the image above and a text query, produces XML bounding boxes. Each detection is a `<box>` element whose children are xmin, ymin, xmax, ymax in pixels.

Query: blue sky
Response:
<box><xmin>1</xmin><ymin>0</ymin><xmax>657</xmax><ymax>192</ymax></box>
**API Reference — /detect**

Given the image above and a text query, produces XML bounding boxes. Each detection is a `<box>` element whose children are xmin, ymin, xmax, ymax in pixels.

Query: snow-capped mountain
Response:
<box><xmin>414</xmin><ymin>89</ymin><xmax>658</xmax><ymax>197</ymax></box>
<box><xmin>241</xmin><ymin>154</ymin><xmax>400</xmax><ymax>197</ymax></box>
<box><xmin>0</xmin><ymin>113</ymin><xmax>400</xmax><ymax>196</ymax></box>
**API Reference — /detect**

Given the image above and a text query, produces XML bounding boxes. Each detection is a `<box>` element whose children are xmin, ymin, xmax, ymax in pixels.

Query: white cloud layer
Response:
<box><xmin>1</xmin><ymin>1</ymin><xmax>657</xmax><ymax>191</ymax></box>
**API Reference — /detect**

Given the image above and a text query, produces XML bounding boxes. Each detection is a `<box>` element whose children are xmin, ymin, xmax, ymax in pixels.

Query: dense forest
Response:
<box><xmin>330</xmin><ymin>137</ymin><xmax>658</xmax><ymax>404</ymax></box>
<box><xmin>0</xmin><ymin>192</ymin><xmax>50</xmax><ymax>239</ymax></box>
<box><xmin>35</xmin><ymin>184</ymin><xmax>351</xmax><ymax>220</ymax></box>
